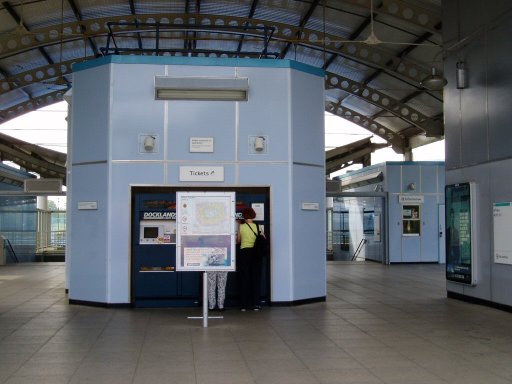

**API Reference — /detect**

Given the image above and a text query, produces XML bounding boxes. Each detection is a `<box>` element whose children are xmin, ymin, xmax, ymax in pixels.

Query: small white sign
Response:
<box><xmin>190</xmin><ymin>137</ymin><xmax>214</xmax><ymax>153</ymax></box>
<box><xmin>78</xmin><ymin>201</ymin><xmax>98</xmax><ymax>210</ymax></box>
<box><xmin>493</xmin><ymin>202</ymin><xmax>512</xmax><ymax>265</ymax></box>
<box><xmin>252</xmin><ymin>203</ymin><xmax>265</xmax><ymax>220</ymax></box>
<box><xmin>398</xmin><ymin>195</ymin><xmax>424</xmax><ymax>204</ymax></box>
<box><xmin>179</xmin><ymin>166</ymin><xmax>224</xmax><ymax>182</ymax></box>
<box><xmin>302</xmin><ymin>202</ymin><xmax>320</xmax><ymax>211</ymax></box>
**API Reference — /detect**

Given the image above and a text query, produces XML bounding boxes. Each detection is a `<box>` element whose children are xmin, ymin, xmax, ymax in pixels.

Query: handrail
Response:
<box><xmin>4</xmin><ymin>238</ymin><xmax>19</xmax><ymax>263</ymax></box>
<box><xmin>351</xmin><ymin>238</ymin><xmax>367</xmax><ymax>261</ymax></box>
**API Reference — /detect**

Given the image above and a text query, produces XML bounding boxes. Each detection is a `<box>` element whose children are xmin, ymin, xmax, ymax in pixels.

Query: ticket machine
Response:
<box><xmin>131</xmin><ymin>186</ymin><xmax>270</xmax><ymax>308</ymax></box>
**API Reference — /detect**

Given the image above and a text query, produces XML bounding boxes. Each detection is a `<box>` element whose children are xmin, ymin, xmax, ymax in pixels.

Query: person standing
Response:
<box><xmin>237</xmin><ymin>207</ymin><xmax>263</xmax><ymax>311</ymax></box>
<box><xmin>207</xmin><ymin>271</ymin><xmax>227</xmax><ymax>311</ymax></box>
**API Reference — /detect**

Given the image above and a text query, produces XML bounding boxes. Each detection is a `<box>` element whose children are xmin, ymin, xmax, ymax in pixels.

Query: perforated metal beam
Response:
<box><xmin>0</xmin><ymin>89</ymin><xmax>67</xmax><ymax>123</ymax></box>
<box><xmin>338</xmin><ymin>0</ymin><xmax>441</xmax><ymax>34</ymax></box>
<box><xmin>0</xmin><ymin>13</ymin><xmax>438</xmax><ymax>87</ymax></box>
<box><xmin>326</xmin><ymin>100</ymin><xmax>406</xmax><ymax>153</ymax></box>
<box><xmin>325</xmin><ymin>72</ymin><xmax>443</xmax><ymax>137</ymax></box>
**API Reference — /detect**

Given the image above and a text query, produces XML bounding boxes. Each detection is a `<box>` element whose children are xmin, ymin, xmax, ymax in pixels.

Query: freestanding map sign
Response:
<box><xmin>176</xmin><ymin>191</ymin><xmax>236</xmax><ymax>326</ymax></box>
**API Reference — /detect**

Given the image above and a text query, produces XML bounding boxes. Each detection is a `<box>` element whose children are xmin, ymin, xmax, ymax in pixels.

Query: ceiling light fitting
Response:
<box><xmin>420</xmin><ymin>67</ymin><xmax>447</xmax><ymax>91</ymax></box>
<box><xmin>155</xmin><ymin>76</ymin><xmax>249</xmax><ymax>101</ymax></box>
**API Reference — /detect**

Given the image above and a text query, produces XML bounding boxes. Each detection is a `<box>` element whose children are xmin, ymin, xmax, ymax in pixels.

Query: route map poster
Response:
<box><xmin>176</xmin><ymin>192</ymin><xmax>236</xmax><ymax>271</ymax></box>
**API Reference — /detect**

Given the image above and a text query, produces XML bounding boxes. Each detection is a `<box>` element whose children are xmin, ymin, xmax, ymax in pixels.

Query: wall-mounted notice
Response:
<box><xmin>302</xmin><ymin>202</ymin><xmax>320</xmax><ymax>211</ymax></box>
<box><xmin>78</xmin><ymin>201</ymin><xmax>98</xmax><ymax>210</ymax></box>
<box><xmin>493</xmin><ymin>202</ymin><xmax>512</xmax><ymax>265</ymax></box>
<box><xmin>190</xmin><ymin>137</ymin><xmax>214</xmax><ymax>153</ymax></box>
<box><xmin>399</xmin><ymin>195</ymin><xmax>424</xmax><ymax>204</ymax></box>
<box><xmin>252</xmin><ymin>203</ymin><xmax>265</xmax><ymax>220</ymax></box>
<box><xmin>176</xmin><ymin>192</ymin><xmax>236</xmax><ymax>271</ymax></box>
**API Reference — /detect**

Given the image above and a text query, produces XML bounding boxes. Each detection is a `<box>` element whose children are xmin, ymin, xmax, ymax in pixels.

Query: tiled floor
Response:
<box><xmin>1</xmin><ymin>262</ymin><xmax>512</xmax><ymax>384</ymax></box>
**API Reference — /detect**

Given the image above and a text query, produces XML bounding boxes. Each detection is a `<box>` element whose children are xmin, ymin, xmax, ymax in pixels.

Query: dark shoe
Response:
<box><xmin>218</xmin><ymin>307</ymin><xmax>225</xmax><ymax>312</ymax></box>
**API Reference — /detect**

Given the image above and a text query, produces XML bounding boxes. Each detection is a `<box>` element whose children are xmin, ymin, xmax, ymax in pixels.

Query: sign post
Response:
<box><xmin>176</xmin><ymin>191</ymin><xmax>236</xmax><ymax>327</ymax></box>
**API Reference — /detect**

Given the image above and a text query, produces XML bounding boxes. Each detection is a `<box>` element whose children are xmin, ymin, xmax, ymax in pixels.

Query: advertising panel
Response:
<box><xmin>176</xmin><ymin>192</ymin><xmax>236</xmax><ymax>271</ymax></box>
<box><xmin>445</xmin><ymin>182</ymin><xmax>477</xmax><ymax>285</ymax></box>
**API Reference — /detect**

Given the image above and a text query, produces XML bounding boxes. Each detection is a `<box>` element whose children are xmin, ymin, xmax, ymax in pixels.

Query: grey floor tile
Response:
<box><xmin>74</xmin><ymin>361</ymin><xmax>137</xmax><ymax>376</ymax></box>
<box><xmin>135</xmin><ymin>359</ymin><xmax>195</xmax><ymax>375</ymax></box>
<box><xmin>196</xmin><ymin>371</ymin><xmax>256</xmax><ymax>384</ymax></box>
<box><xmin>312</xmin><ymin>368</ymin><xmax>384</xmax><ymax>384</ymax></box>
<box><xmin>246</xmin><ymin>357</ymin><xmax>308</xmax><ymax>374</ymax></box>
<box><xmin>194</xmin><ymin>359</ymin><xmax>251</xmax><ymax>375</ymax></box>
<box><xmin>138</xmin><ymin>349</ymin><xmax>194</xmax><ymax>363</ymax></box>
<box><xmin>4</xmin><ymin>375</ymin><xmax>71</xmax><ymax>384</ymax></box>
<box><xmin>69</xmin><ymin>373</ymin><xmax>135</xmax><ymax>384</ymax></box>
<box><xmin>14</xmin><ymin>361</ymin><xmax>79</xmax><ymax>377</ymax></box>
<box><xmin>368</xmin><ymin>365</ymin><xmax>448</xmax><ymax>384</ymax></box>
<box><xmin>253</xmin><ymin>369</ymin><xmax>320</xmax><ymax>384</ymax></box>
<box><xmin>27</xmin><ymin>351</ymin><xmax>87</xmax><ymax>364</ymax></box>
<box><xmin>133</xmin><ymin>372</ymin><xmax>197</xmax><ymax>384</ymax></box>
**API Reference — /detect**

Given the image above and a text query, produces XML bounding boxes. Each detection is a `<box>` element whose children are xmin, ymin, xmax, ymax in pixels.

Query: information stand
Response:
<box><xmin>176</xmin><ymin>191</ymin><xmax>236</xmax><ymax>327</ymax></box>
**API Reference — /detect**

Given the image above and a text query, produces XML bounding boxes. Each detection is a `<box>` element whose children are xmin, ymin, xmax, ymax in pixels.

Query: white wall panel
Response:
<box><xmin>292</xmin><ymin>164</ymin><xmax>326</xmax><ymax>300</ymax></box>
<box><xmin>238</xmin><ymin>67</ymin><xmax>290</xmax><ymax>162</ymax></box>
<box><xmin>110</xmin><ymin>64</ymin><xmax>166</xmax><ymax>161</ymax></box>
<box><xmin>168</xmin><ymin>100</ymin><xmax>236</xmax><ymax>161</ymax></box>
<box><xmin>68</xmin><ymin>163</ymin><xmax>109</xmax><ymax>302</ymax></box>
<box><xmin>291</xmin><ymin>70</ymin><xmax>325</xmax><ymax>166</ymax></box>
<box><xmin>71</xmin><ymin>66</ymin><xmax>110</xmax><ymax>164</ymax></box>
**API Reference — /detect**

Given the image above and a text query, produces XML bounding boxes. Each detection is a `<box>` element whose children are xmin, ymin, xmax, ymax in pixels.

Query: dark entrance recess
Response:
<box><xmin>131</xmin><ymin>186</ymin><xmax>271</xmax><ymax>308</ymax></box>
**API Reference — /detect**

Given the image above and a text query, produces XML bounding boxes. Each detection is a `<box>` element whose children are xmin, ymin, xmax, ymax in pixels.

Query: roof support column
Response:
<box><xmin>403</xmin><ymin>148</ymin><xmax>413</xmax><ymax>161</ymax></box>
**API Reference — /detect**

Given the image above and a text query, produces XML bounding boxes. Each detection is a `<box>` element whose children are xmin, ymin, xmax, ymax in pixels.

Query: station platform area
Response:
<box><xmin>1</xmin><ymin>262</ymin><xmax>512</xmax><ymax>384</ymax></box>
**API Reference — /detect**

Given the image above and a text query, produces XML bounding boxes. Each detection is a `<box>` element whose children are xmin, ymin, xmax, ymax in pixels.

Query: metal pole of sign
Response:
<box><xmin>202</xmin><ymin>271</ymin><xmax>208</xmax><ymax>327</ymax></box>
<box><xmin>188</xmin><ymin>271</ymin><xmax>223</xmax><ymax>327</ymax></box>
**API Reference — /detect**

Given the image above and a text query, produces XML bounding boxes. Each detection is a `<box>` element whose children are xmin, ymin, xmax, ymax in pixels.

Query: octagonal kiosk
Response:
<box><xmin>67</xmin><ymin>56</ymin><xmax>326</xmax><ymax>307</ymax></box>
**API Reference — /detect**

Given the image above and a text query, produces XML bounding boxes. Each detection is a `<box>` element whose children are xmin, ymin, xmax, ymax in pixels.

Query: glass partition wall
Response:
<box><xmin>327</xmin><ymin>195</ymin><xmax>385</xmax><ymax>263</ymax></box>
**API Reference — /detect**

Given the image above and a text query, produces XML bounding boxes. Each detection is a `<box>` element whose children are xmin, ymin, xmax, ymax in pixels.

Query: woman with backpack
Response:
<box><xmin>237</xmin><ymin>207</ymin><xmax>264</xmax><ymax>311</ymax></box>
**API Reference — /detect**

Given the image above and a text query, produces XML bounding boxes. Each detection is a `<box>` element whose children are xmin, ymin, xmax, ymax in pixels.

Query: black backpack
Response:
<box><xmin>246</xmin><ymin>223</ymin><xmax>268</xmax><ymax>257</ymax></box>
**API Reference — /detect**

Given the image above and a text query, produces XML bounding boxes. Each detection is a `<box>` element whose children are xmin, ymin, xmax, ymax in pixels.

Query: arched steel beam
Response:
<box><xmin>325</xmin><ymin>72</ymin><xmax>443</xmax><ymax>137</ymax></box>
<box><xmin>0</xmin><ymin>13</ymin><xmax>440</xmax><ymax>87</ymax></box>
<box><xmin>0</xmin><ymin>89</ymin><xmax>67</xmax><ymax>123</ymax></box>
<box><xmin>2</xmin><ymin>0</ymin><xmax>70</xmax><ymax>88</ymax></box>
<box><xmin>279</xmin><ymin>0</ymin><xmax>320</xmax><ymax>59</ymax></box>
<box><xmin>236</xmin><ymin>0</ymin><xmax>259</xmax><ymax>55</ymax></box>
<box><xmin>66</xmin><ymin>0</ymin><xmax>99</xmax><ymax>56</ymax></box>
<box><xmin>325</xmin><ymin>100</ymin><xmax>406</xmax><ymax>153</ymax></box>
